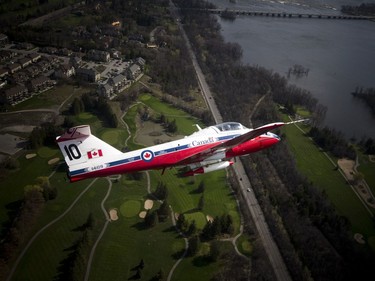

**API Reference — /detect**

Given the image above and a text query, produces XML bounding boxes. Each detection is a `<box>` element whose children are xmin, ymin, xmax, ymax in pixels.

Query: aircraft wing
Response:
<box><xmin>176</xmin><ymin>122</ymin><xmax>285</xmax><ymax>165</ymax></box>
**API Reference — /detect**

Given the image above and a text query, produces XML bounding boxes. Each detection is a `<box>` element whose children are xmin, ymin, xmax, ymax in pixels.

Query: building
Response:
<box><xmin>87</xmin><ymin>49</ymin><xmax>110</xmax><ymax>62</ymax></box>
<box><xmin>18</xmin><ymin>57</ymin><xmax>33</xmax><ymax>68</ymax></box>
<box><xmin>28</xmin><ymin>53</ymin><xmax>42</xmax><ymax>63</ymax></box>
<box><xmin>127</xmin><ymin>64</ymin><xmax>141</xmax><ymax>80</ymax></box>
<box><xmin>55</xmin><ymin>64</ymin><xmax>75</xmax><ymax>79</ymax></box>
<box><xmin>76</xmin><ymin>67</ymin><xmax>100</xmax><ymax>82</ymax></box>
<box><xmin>7</xmin><ymin>63</ymin><xmax>22</xmax><ymax>74</ymax></box>
<box><xmin>1</xmin><ymin>84</ymin><xmax>29</xmax><ymax>105</ymax></box>
<box><xmin>0</xmin><ymin>33</ymin><xmax>9</xmax><ymax>47</ymax></box>
<box><xmin>109</xmin><ymin>73</ymin><xmax>128</xmax><ymax>92</ymax></box>
<box><xmin>27</xmin><ymin>76</ymin><xmax>56</xmax><ymax>93</ymax></box>
<box><xmin>97</xmin><ymin>83</ymin><xmax>114</xmax><ymax>99</ymax></box>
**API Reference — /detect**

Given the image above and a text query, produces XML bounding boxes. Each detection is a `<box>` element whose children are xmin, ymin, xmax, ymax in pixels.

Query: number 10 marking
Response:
<box><xmin>64</xmin><ymin>144</ymin><xmax>81</xmax><ymax>161</ymax></box>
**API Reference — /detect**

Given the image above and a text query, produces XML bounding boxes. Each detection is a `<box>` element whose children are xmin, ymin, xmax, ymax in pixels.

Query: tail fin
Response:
<box><xmin>56</xmin><ymin>125</ymin><xmax>122</xmax><ymax>181</ymax></box>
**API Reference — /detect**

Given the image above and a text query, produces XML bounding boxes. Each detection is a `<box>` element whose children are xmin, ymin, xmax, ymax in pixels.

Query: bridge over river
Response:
<box><xmin>203</xmin><ymin>8</ymin><xmax>375</xmax><ymax>21</ymax></box>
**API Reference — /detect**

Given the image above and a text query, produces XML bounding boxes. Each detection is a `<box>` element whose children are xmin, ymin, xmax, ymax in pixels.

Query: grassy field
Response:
<box><xmin>11</xmin><ymin>84</ymin><xmax>88</xmax><ymax>112</ymax></box>
<box><xmin>3</xmin><ymin>93</ymin><xmax>242</xmax><ymax>281</ymax></box>
<box><xmin>281</xmin><ymin>116</ymin><xmax>375</xmax><ymax>249</ymax></box>
<box><xmin>139</xmin><ymin>94</ymin><xmax>203</xmax><ymax>136</ymax></box>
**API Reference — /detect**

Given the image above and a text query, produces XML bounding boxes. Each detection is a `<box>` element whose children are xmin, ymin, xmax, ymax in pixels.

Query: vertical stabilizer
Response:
<box><xmin>56</xmin><ymin>125</ymin><xmax>122</xmax><ymax>180</ymax></box>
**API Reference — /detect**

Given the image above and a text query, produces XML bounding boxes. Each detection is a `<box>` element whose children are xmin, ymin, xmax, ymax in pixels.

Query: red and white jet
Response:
<box><xmin>56</xmin><ymin>121</ymin><xmax>299</xmax><ymax>182</ymax></box>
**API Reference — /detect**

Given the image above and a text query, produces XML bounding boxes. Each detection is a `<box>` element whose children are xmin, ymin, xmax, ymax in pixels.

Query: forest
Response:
<box><xmin>341</xmin><ymin>3</ymin><xmax>375</xmax><ymax>16</ymax></box>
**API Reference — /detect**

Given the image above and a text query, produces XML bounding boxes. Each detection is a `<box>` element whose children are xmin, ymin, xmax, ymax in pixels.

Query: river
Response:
<box><xmin>212</xmin><ymin>0</ymin><xmax>375</xmax><ymax>139</ymax></box>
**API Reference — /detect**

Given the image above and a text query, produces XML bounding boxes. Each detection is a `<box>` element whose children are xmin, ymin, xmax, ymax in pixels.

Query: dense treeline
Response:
<box><xmin>341</xmin><ymin>3</ymin><xmax>375</xmax><ymax>16</ymax></box>
<box><xmin>352</xmin><ymin>87</ymin><xmax>375</xmax><ymax>116</ymax></box>
<box><xmin>0</xmin><ymin>0</ymin><xmax>78</xmax><ymax>27</ymax></box>
<box><xmin>309</xmin><ymin>126</ymin><xmax>356</xmax><ymax>160</ymax></box>
<box><xmin>65</xmin><ymin>93</ymin><xmax>118</xmax><ymax>128</ymax></box>
<box><xmin>174</xmin><ymin>0</ymin><xmax>375</xmax><ymax>280</ymax></box>
<box><xmin>29</xmin><ymin>122</ymin><xmax>64</xmax><ymax>149</ymax></box>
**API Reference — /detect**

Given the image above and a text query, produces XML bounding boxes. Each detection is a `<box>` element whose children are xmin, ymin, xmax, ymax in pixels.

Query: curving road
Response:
<box><xmin>170</xmin><ymin>1</ymin><xmax>291</xmax><ymax>280</ymax></box>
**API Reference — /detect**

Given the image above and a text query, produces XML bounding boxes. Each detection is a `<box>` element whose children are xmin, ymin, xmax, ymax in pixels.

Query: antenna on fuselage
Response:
<box><xmin>194</xmin><ymin>124</ymin><xmax>202</xmax><ymax>131</ymax></box>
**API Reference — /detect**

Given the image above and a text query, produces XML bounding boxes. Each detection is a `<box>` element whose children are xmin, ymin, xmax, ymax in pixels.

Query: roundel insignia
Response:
<box><xmin>141</xmin><ymin>150</ymin><xmax>154</xmax><ymax>162</ymax></box>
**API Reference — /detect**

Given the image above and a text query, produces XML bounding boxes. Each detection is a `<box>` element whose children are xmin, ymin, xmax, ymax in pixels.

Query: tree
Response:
<box><xmin>144</xmin><ymin>211</ymin><xmax>158</xmax><ymax>228</ymax></box>
<box><xmin>198</xmin><ymin>195</ymin><xmax>204</xmax><ymax>210</ymax></box>
<box><xmin>208</xmin><ymin>241</ymin><xmax>220</xmax><ymax>262</ymax></box>
<box><xmin>153</xmin><ymin>181</ymin><xmax>168</xmax><ymax>200</ymax></box>
<box><xmin>138</xmin><ymin>258</ymin><xmax>144</xmax><ymax>270</ymax></box>
<box><xmin>187</xmin><ymin>220</ymin><xmax>197</xmax><ymax>237</ymax></box>
<box><xmin>187</xmin><ymin>235</ymin><xmax>200</xmax><ymax>256</ymax></box>
<box><xmin>71</xmin><ymin>98</ymin><xmax>84</xmax><ymax>115</ymax></box>
<box><xmin>197</xmin><ymin>180</ymin><xmax>205</xmax><ymax>193</ymax></box>
<box><xmin>157</xmin><ymin>200</ymin><xmax>169</xmax><ymax>222</ymax></box>
<box><xmin>167</xmin><ymin>119</ymin><xmax>177</xmax><ymax>133</ymax></box>
<box><xmin>37</xmin><ymin>177</ymin><xmax>57</xmax><ymax>200</ymax></box>
<box><xmin>85</xmin><ymin>213</ymin><xmax>95</xmax><ymax>229</ymax></box>
<box><xmin>176</xmin><ymin>213</ymin><xmax>189</xmax><ymax>233</ymax></box>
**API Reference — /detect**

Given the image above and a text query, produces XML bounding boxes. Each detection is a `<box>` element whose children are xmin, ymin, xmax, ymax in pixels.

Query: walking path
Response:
<box><xmin>84</xmin><ymin>177</ymin><xmax>113</xmax><ymax>281</ymax></box>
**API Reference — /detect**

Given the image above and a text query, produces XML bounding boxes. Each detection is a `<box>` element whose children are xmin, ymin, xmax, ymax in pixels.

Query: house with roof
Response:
<box><xmin>127</xmin><ymin>64</ymin><xmax>141</xmax><ymax>80</ymax></box>
<box><xmin>97</xmin><ymin>83</ymin><xmax>114</xmax><ymax>99</ymax></box>
<box><xmin>18</xmin><ymin>57</ymin><xmax>33</xmax><ymax>68</ymax></box>
<box><xmin>27</xmin><ymin>76</ymin><xmax>56</xmax><ymax>93</ymax></box>
<box><xmin>7</xmin><ymin>63</ymin><xmax>22</xmax><ymax>74</ymax></box>
<box><xmin>76</xmin><ymin>67</ymin><xmax>100</xmax><ymax>82</ymax></box>
<box><xmin>87</xmin><ymin>49</ymin><xmax>110</xmax><ymax>62</ymax></box>
<box><xmin>28</xmin><ymin>53</ymin><xmax>42</xmax><ymax>63</ymax></box>
<box><xmin>55</xmin><ymin>64</ymin><xmax>75</xmax><ymax>79</ymax></box>
<box><xmin>108</xmin><ymin>74</ymin><xmax>128</xmax><ymax>92</ymax></box>
<box><xmin>135</xmin><ymin>57</ymin><xmax>146</xmax><ymax>68</ymax></box>
<box><xmin>0</xmin><ymin>68</ymin><xmax>9</xmax><ymax>78</ymax></box>
<box><xmin>0</xmin><ymin>33</ymin><xmax>9</xmax><ymax>47</ymax></box>
<box><xmin>1</xmin><ymin>84</ymin><xmax>29</xmax><ymax>105</ymax></box>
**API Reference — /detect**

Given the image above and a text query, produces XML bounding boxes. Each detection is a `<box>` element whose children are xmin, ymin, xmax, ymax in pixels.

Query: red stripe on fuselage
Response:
<box><xmin>226</xmin><ymin>136</ymin><xmax>279</xmax><ymax>158</ymax></box>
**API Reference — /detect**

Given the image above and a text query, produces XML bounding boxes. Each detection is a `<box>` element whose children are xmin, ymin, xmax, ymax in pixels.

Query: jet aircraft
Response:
<box><xmin>56</xmin><ymin>121</ymin><xmax>304</xmax><ymax>182</ymax></box>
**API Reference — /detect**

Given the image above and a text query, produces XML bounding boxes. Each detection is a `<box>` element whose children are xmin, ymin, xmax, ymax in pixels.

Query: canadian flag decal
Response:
<box><xmin>87</xmin><ymin>149</ymin><xmax>103</xmax><ymax>159</ymax></box>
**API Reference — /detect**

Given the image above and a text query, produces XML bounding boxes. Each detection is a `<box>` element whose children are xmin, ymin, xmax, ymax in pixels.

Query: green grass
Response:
<box><xmin>171</xmin><ymin>241</ymin><xmax>235</xmax><ymax>281</ymax></box>
<box><xmin>236</xmin><ymin>234</ymin><xmax>254</xmax><ymax>257</ymax></box>
<box><xmin>139</xmin><ymin>94</ymin><xmax>202</xmax><ymax>135</ymax></box>
<box><xmin>11</xmin><ymin>177</ymin><xmax>109</xmax><ymax>281</ymax></box>
<box><xmin>120</xmin><ymin>200</ymin><xmax>142</xmax><ymax>217</ymax></box>
<box><xmin>11</xmin><ymin>84</ymin><xmax>85</xmax><ymax>112</ymax></box>
<box><xmin>281</xmin><ymin>118</ymin><xmax>375</xmax><ymax>244</ymax></box>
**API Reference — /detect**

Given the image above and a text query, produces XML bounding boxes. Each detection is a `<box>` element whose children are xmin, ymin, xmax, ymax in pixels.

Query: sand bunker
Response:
<box><xmin>144</xmin><ymin>199</ymin><xmax>153</xmax><ymax>210</ymax></box>
<box><xmin>48</xmin><ymin>157</ymin><xmax>60</xmax><ymax>165</ymax></box>
<box><xmin>354</xmin><ymin>233</ymin><xmax>365</xmax><ymax>244</ymax></box>
<box><xmin>109</xmin><ymin>209</ymin><xmax>119</xmax><ymax>221</ymax></box>
<box><xmin>206</xmin><ymin>215</ymin><xmax>214</xmax><ymax>222</ymax></box>
<box><xmin>26</xmin><ymin>153</ymin><xmax>37</xmax><ymax>159</ymax></box>
<box><xmin>337</xmin><ymin>158</ymin><xmax>355</xmax><ymax>181</ymax></box>
<box><xmin>139</xmin><ymin>211</ymin><xmax>147</xmax><ymax>219</ymax></box>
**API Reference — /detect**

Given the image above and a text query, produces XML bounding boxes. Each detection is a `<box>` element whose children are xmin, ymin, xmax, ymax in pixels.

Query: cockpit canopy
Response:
<box><xmin>214</xmin><ymin>122</ymin><xmax>246</xmax><ymax>132</ymax></box>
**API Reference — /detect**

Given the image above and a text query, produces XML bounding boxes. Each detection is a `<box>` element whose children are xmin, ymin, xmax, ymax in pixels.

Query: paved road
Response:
<box><xmin>170</xmin><ymin>1</ymin><xmax>291</xmax><ymax>280</ymax></box>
